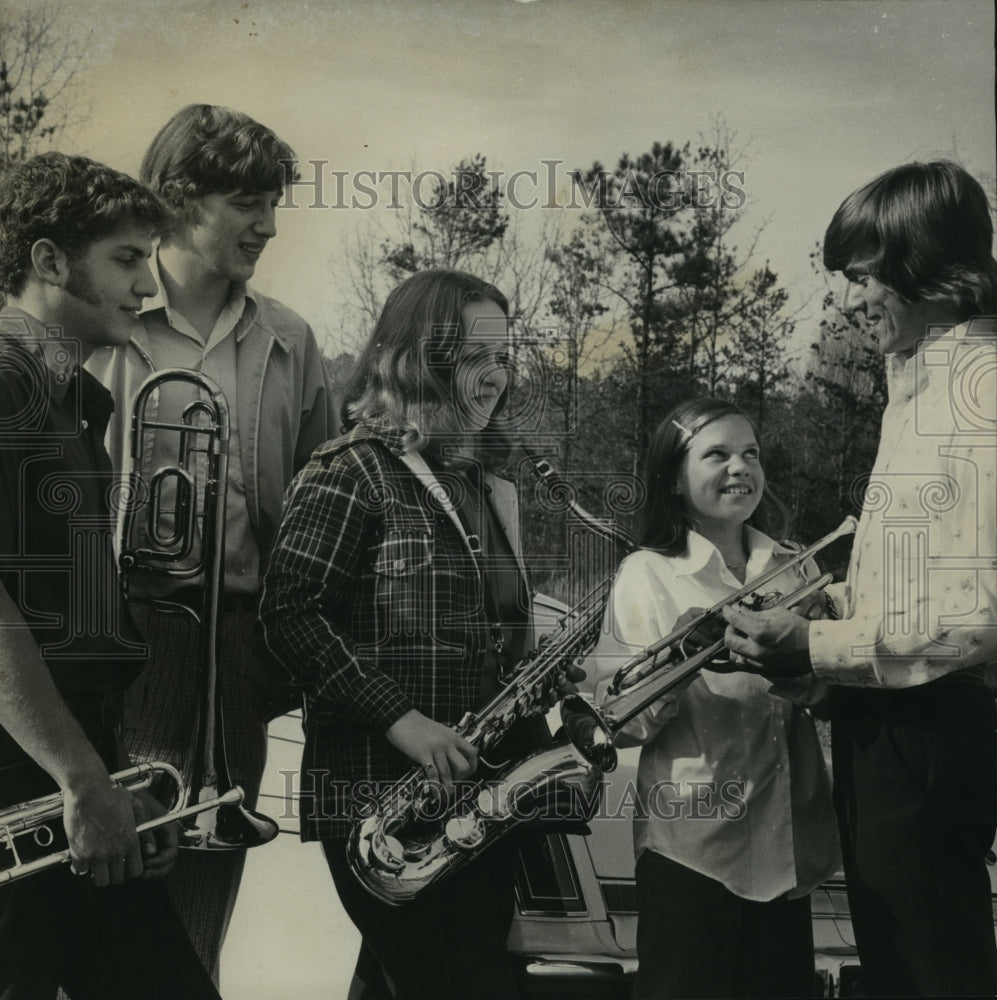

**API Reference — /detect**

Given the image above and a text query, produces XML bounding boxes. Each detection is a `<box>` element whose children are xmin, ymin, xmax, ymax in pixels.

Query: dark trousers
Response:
<box><xmin>0</xmin><ymin>868</ymin><xmax>221</xmax><ymax>1000</ymax></box>
<box><xmin>0</xmin><ymin>731</ymin><xmax>219</xmax><ymax>1000</ymax></box>
<box><xmin>324</xmin><ymin>837</ymin><xmax>520</xmax><ymax>1000</ymax></box>
<box><xmin>832</xmin><ymin>678</ymin><xmax>997</xmax><ymax>997</ymax></box>
<box><xmin>634</xmin><ymin>849</ymin><xmax>815</xmax><ymax>999</ymax></box>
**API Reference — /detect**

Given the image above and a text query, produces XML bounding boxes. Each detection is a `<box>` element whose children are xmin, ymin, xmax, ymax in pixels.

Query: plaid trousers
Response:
<box><xmin>123</xmin><ymin>601</ymin><xmax>270</xmax><ymax>983</ymax></box>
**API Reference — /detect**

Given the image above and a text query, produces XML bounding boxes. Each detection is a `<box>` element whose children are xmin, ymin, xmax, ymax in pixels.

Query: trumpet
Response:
<box><xmin>558</xmin><ymin>516</ymin><xmax>859</xmax><ymax>775</ymax></box>
<box><xmin>0</xmin><ymin>763</ymin><xmax>244</xmax><ymax>885</ymax></box>
<box><xmin>118</xmin><ymin>369</ymin><xmax>278</xmax><ymax>851</ymax></box>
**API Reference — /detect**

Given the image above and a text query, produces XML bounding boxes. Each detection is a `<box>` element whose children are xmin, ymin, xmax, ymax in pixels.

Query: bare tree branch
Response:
<box><xmin>0</xmin><ymin>2</ymin><xmax>90</xmax><ymax>168</ymax></box>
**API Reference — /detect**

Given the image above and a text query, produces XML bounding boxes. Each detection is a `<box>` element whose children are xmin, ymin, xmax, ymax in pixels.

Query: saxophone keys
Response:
<box><xmin>370</xmin><ymin>832</ymin><xmax>407</xmax><ymax>872</ymax></box>
<box><xmin>445</xmin><ymin>815</ymin><xmax>486</xmax><ymax>850</ymax></box>
<box><xmin>401</xmin><ymin>840</ymin><xmax>435</xmax><ymax>862</ymax></box>
<box><xmin>477</xmin><ymin>783</ymin><xmax>517</xmax><ymax>821</ymax></box>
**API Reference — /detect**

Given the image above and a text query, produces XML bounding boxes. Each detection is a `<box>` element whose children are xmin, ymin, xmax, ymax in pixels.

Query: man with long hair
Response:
<box><xmin>87</xmin><ymin>104</ymin><xmax>335</xmax><ymax>982</ymax></box>
<box><xmin>724</xmin><ymin>161</ymin><xmax>997</xmax><ymax>996</ymax></box>
<box><xmin>0</xmin><ymin>152</ymin><xmax>219</xmax><ymax>998</ymax></box>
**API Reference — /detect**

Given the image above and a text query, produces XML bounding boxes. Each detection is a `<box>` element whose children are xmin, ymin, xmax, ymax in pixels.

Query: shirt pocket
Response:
<box><xmin>369</xmin><ymin>528</ymin><xmax>435</xmax><ymax>637</ymax></box>
<box><xmin>371</xmin><ymin>528</ymin><xmax>434</xmax><ymax>577</ymax></box>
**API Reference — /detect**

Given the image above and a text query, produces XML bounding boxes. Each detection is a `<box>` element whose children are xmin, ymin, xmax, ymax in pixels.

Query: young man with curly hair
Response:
<box><xmin>0</xmin><ymin>151</ymin><xmax>220</xmax><ymax>999</ymax></box>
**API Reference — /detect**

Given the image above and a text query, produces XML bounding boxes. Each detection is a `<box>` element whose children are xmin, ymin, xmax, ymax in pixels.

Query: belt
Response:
<box><xmin>170</xmin><ymin>586</ymin><xmax>259</xmax><ymax>615</ymax></box>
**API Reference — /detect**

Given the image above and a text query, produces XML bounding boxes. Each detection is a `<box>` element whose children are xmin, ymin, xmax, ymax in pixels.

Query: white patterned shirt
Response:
<box><xmin>811</xmin><ymin>319</ymin><xmax>997</xmax><ymax>688</ymax></box>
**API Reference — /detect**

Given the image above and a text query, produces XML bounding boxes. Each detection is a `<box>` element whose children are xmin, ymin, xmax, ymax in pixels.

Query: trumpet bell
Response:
<box><xmin>560</xmin><ymin>695</ymin><xmax>619</xmax><ymax>774</ymax></box>
<box><xmin>181</xmin><ymin>788</ymin><xmax>279</xmax><ymax>849</ymax></box>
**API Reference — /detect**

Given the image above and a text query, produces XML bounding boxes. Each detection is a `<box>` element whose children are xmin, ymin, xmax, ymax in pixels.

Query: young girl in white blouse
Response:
<box><xmin>587</xmin><ymin>397</ymin><xmax>839</xmax><ymax>999</ymax></box>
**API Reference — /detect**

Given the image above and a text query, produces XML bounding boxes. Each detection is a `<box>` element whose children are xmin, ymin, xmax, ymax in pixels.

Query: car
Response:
<box><xmin>503</xmin><ymin>594</ymin><xmax>997</xmax><ymax>999</ymax></box>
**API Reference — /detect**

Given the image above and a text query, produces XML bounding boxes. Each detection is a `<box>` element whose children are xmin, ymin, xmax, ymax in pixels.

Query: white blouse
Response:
<box><xmin>585</xmin><ymin>526</ymin><xmax>840</xmax><ymax>901</ymax></box>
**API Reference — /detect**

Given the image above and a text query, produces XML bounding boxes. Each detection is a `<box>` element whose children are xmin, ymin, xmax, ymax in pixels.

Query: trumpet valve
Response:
<box><xmin>739</xmin><ymin>590</ymin><xmax>783</xmax><ymax>612</ymax></box>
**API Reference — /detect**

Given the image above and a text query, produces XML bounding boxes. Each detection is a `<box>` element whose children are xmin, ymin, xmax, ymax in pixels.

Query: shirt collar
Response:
<box><xmin>140</xmin><ymin>251</ymin><xmax>258</xmax><ymax>343</ymax></box>
<box><xmin>348</xmin><ymin>422</ymin><xmax>409</xmax><ymax>457</ymax></box>
<box><xmin>886</xmin><ymin>317</ymin><xmax>996</xmax><ymax>401</ymax></box>
<box><xmin>670</xmin><ymin>525</ymin><xmax>794</xmax><ymax>578</ymax></box>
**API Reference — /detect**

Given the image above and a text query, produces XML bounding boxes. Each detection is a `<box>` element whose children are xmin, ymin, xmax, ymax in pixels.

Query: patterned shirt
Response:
<box><xmin>259</xmin><ymin>425</ymin><xmax>531</xmax><ymax>840</ymax></box>
<box><xmin>811</xmin><ymin>319</ymin><xmax>997</xmax><ymax>687</ymax></box>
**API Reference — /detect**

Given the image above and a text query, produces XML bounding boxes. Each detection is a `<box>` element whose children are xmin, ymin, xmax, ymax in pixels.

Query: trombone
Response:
<box><xmin>118</xmin><ymin>369</ymin><xmax>278</xmax><ymax>851</ymax></box>
<box><xmin>0</xmin><ymin>763</ymin><xmax>243</xmax><ymax>885</ymax></box>
<box><xmin>559</xmin><ymin>516</ymin><xmax>858</xmax><ymax>775</ymax></box>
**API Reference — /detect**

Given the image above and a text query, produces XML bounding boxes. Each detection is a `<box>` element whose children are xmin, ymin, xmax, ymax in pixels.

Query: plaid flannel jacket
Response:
<box><xmin>259</xmin><ymin>425</ymin><xmax>532</xmax><ymax>840</ymax></box>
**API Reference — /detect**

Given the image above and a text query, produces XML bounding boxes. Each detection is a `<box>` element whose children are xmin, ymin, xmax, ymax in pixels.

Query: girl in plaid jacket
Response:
<box><xmin>261</xmin><ymin>269</ymin><xmax>542</xmax><ymax>1000</ymax></box>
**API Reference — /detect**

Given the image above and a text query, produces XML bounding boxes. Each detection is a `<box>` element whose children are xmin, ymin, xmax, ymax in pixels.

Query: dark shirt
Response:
<box><xmin>0</xmin><ymin>319</ymin><xmax>146</xmax><ymax>702</ymax></box>
<box><xmin>429</xmin><ymin>459</ymin><xmax>530</xmax><ymax>700</ymax></box>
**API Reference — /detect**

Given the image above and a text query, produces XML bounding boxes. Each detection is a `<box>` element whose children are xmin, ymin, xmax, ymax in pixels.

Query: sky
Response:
<box><xmin>43</xmin><ymin>0</ymin><xmax>997</xmax><ymax>364</ymax></box>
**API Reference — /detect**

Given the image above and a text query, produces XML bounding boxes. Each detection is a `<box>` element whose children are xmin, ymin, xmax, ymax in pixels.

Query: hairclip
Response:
<box><xmin>672</xmin><ymin>419</ymin><xmax>694</xmax><ymax>441</ymax></box>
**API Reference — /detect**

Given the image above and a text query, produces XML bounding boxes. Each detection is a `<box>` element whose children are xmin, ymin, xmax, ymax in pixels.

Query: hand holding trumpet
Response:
<box><xmin>721</xmin><ymin>583</ymin><xmax>834</xmax><ymax>677</ymax></box>
<box><xmin>721</xmin><ymin>605</ymin><xmax>814</xmax><ymax>677</ymax></box>
<box><xmin>63</xmin><ymin>774</ymin><xmax>178</xmax><ymax>886</ymax></box>
<box><xmin>675</xmin><ymin>586</ymin><xmax>831</xmax><ymax>679</ymax></box>
<box><xmin>63</xmin><ymin>775</ymin><xmax>144</xmax><ymax>886</ymax></box>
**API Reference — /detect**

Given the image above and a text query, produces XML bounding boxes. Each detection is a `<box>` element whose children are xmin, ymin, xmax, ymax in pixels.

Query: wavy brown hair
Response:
<box><xmin>341</xmin><ymin>268</ymin><xmax>513</xmax><ymax>465</ymax></box>
<box><xmin>140</xmin><ymin>104</ymin><xmax>296</xmax><ymax>228</ymax></box>
<box><xmin>0</xmin><ymin>152</ymin><xmax>165</xmax><ymax>297</ymax></box>
<box><xmin>824</xmin><ymin>160</ymin><xmax>997</xmax><ymax>317</ymax></box>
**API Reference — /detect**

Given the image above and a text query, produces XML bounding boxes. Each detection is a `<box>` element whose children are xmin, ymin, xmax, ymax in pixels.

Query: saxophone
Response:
<box><xmin>346</xmin><ymin>449</ymin><xmax>635</xmax><ymax>906</ymax></box>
